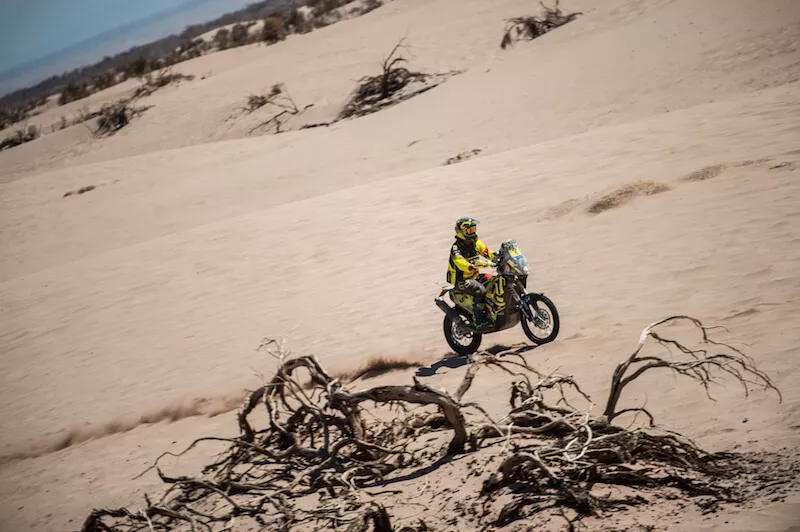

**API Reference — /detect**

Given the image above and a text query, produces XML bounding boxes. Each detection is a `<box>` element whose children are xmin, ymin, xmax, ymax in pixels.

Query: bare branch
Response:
<box><xmin>603</xmin><ymin>315</ymin><xmax>781</xmax><ymax>421</ymax></box>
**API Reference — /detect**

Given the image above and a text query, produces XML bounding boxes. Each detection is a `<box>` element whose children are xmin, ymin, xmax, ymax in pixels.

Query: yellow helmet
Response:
<box><xmin>455</xmin><ymin>217</ymin><xmax>478</xmax><ymax>242</ymax></box>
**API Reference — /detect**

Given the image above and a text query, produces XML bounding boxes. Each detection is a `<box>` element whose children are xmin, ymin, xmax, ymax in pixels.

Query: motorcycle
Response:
<box><xmin>434</xmin><ymin>239</ymin><xmax>560</xmax><ymax>356</ymax></box>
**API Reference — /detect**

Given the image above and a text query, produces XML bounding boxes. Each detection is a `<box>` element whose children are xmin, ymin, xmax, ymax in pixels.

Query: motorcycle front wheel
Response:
<box><xmin>520</xmin><ymin>294</ymin><xmax>560</xmax><ymax>345</ymax></box>
<box><xmin>444</xmin><ymin>307</ymin><xmax>482</xmax><ymax>356</ymax></box>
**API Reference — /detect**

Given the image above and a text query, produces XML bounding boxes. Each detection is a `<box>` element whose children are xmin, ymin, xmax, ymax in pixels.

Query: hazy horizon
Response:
<box><xmin>0</xmin><ymin>0</ymin><xmax>263</xmax><ymax>96</ymax></box>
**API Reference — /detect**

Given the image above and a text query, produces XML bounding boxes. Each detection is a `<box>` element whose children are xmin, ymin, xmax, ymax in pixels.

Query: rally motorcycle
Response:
<box><xmin>434</xmin><ymin>239</ymin><xmax>560</xmax><ymax>356</ymax></box>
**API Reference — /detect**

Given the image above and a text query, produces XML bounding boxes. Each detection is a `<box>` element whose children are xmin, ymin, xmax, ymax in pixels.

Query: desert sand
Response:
<box><xmin>1</xmin><ymin>0</ymin><xmax>800</xmax><ymax>530</ymax></box>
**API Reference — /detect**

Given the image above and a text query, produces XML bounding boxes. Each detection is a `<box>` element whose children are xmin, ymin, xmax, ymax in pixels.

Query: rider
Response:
<box><xmin>447</xmin><ymin>217</ymin><xmax>496</xmax><ymax>330</ymax></box>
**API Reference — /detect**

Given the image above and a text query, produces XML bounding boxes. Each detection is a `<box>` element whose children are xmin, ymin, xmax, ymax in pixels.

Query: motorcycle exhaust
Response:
<box><xmin>435</xmin><ymin>297</ymin><xmax>469</xmax><ymax>325</ymax></box>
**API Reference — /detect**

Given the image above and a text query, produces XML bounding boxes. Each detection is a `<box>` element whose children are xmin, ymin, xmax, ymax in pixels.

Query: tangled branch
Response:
<box><xmin>82</xmin><ymin>317</ymin><xmax>792</xmax><ymax>531</ymax></box>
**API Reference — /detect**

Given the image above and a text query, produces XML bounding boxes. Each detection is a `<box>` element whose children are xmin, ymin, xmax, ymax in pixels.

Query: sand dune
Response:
<box><xmin>1</xmin><ymin>0</ymin><xmax>800</xmax><ymax>530</ymax></box>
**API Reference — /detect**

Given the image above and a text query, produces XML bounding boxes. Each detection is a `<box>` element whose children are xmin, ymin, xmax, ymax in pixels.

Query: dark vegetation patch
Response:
<box><xmin>444</xmin><ymin>149</ymin><xmax>483</xmax><ymax>166</ymax></box>
<box><xmin>0</xmin><ymin>125</ymin><xmax>40</xmax><ymax>152</ymax></box>
<box><xmin>0</xmin><ymin>0</ymin><xmax>388</xmax><ymax>130</ymax></box>
<box><xmin>339</xmin><ymin>40</ymin><xmax>460</xmax><ymax>120</ymax></box>
<box><xmin>63</xmin><ymin>185</ymin><xmax>97</xmax><ymax>198</ymax></box>
<box><xmin>501</xmin><ymin>0</ymin><xmax>581</xmax><ymax>49</ymax></box>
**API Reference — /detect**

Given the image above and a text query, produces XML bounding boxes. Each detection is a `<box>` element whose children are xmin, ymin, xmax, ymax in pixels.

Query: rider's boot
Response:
<box><xmin>473</xmin><ymin>304</ymin><xmax>492</xmax><ymax>332</ymax></box>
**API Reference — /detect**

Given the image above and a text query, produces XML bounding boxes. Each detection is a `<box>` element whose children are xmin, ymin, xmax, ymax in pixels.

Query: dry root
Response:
<box><xmin>83</xmin><ymin>317</ymin><xmax>791</xmax><ymax>531</ymax></box>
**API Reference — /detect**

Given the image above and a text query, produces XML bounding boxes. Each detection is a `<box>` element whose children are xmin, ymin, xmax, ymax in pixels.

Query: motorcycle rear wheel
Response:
<box><xmin>444</xmin><ymin>307</ymin><xmax>482</xmax><ymax>356</ymax></box>
<box><xmin>520</xmin><ymin>294</ymin><xmax>560</xmax><ymax>345</ymax></box>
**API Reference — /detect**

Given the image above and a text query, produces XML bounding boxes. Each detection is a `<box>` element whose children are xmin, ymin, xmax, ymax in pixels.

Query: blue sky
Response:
<box><xmin>0</xmin><ymin>0</ymin><xmax>194</xmax><ymax>74</ymax></box>
<box><xmin>0</xmin><ymin>0</ymin><xmax>260</xmax><ymax>95</ymax></box>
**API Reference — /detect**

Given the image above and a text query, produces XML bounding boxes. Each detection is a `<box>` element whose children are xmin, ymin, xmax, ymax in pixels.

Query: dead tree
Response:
<box><xmin>82</xmin><ymin>318</ymin><xmax>790</xmax><ymax>531</ymax></box>
<box><xmin>333</xmin><ymin>380</ymin><xmax>468</xmax><ymax>454</ymax></box>
<box><xmin>602</xmin><ymin>315</ymin><xmax>781</xmax><ymax>423</ymax></box>
<box><xmin>477</xmin><ymin>317</ymin><xmax>782</xmax><ymax>526</ymax></box>
<box><xmin>83</xmin><ymin>339</ymin><xmax>467</xmax><ymax>530</ymax></box>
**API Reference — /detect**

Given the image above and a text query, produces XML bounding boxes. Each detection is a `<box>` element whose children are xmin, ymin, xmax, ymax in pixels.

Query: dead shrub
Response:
<box><xmin>63</xmin><ymin>185</ymin><xmax>97</xmax><ymax>198</ymax></box>
<box><xmin>307</xmin><ymin>0</ymin><xmax>352</xmax><ymax>29</ymax></box>
<box><xmin>444</xmin><ymin>148</ymin><xmax>483</xmax><ymax>166</ymax></box>
<box><xmin>73</xmin><ymin>105</ymin><xmax>100</xmax><ymax>126</ymax></box>
<box><xmin>230</xmin><ymin>22</ymin><xmax>255</xmax><ymax>47</ymax></box>
<box><xmin>94</xmin><ymin>99</ymin><xmax>150</xmax><ymax>136</ymax></box>
<box><xmin>501</xmin><ymin>0</ymin><xmax>581</xmax><ymax>49</ymax></box>
<box><xmin>735</xmin><ymin>158</ymin><xmax>770</xmax><ymax>167</ymax></box>
<box><xmin>133</xmin><ymin>67</ymin><xmax>195</xmax><ymax>98</ymax></box>
<box><xmin>261</xmin><ymin>17</ymin><xmax>286</xmax><ymax>44</ymax></box>
<box><xmin>0</xmin><ymin>104</ymin><xmax>30</xmax><ymax>129</ymax></box>
<box><xmin>214</xmin><ymin>27</ymin><xmax>231</xmax><ymax>49</ymax></box>
<box><xmin>682</xmin><ymin>164</ymin><xmax>726</xmax><ymax>182</ymax></box>
<box><xmin>243</xmin><ymin>93</ymin><xmax>270</xmax><ymax>113</ymax></box>
<box><xmin>361</xmin><ymin>0</ymin><xmax>384</xmax><ymax>15</ymax></box>
<box><xmin>213</xmin><ymin>22</ymin><xmax>257</xmax><ymax>50</ymax></box>
<box><xmin>166</xmin><ymin>39</ymin><xmax>207</xmax><ymax>65</ymax></box>
<box><xmin>339</xmin><ymin>40</ymin><xmax>447</xmax><ymax>120</ymax></box>
<box><xmin>245</xmin><ymin>84</ymin><xmax>311</xmax><ymax>134</ymax></box>
<box><xmin>58</xmin><ymin>81</ymin><xmax>91</xmax><ymax>105</ymax></box>
<box><xmin>120</xmin><ymin>56</ymin><xmax>152</xmax><ymax>80</ymax></box>
<box><xmin>351</xmin><ymin>0</ymin><xmax>384</xmax><ymax>16</ymax></box>
<box><xmin>284</xmin><ymin>7</ymin><xmax>312</xmax><ymax>34</ymax></box>
<box><xmin>587</xmin><ymin>180</ymin><xmax>671</xmax><ymax>214</ymax></box>
<box><xmin>0</xmin><ymin>124</ymin><xmax>40</xmax><ymax>151</ymax></box>
<box><xmin>91</xmin><ymin>71</ymin><xmax>116</xmax><ymax>91</ymax></box>
<box><xmin>309</xmin><ymin>0</ymin><xmax>350</xmax><ymax>19</ymax></box>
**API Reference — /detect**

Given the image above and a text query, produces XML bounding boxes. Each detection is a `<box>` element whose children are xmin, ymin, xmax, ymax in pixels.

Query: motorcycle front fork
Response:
<box><xmin>512</xmin><ymin>284</ymin><xmax>536</xmax><ymax>322</ymax></box>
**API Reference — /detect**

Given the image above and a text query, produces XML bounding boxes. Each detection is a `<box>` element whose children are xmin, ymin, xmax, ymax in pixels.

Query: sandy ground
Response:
<box><xmin>1</xmin><ymin>0</ymin><xmax>800</xmax><ymax>530</ymax></box>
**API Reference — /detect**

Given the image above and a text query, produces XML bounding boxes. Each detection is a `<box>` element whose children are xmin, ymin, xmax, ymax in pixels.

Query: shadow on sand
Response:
<box><xmin>372</xmin><ymin>454</ymin><xmax>456</xmax><ymax>487</ymax></box>
<box><xmin>415</xmin><ymin>343</ymin><xmax>539</xmax><ymax>378</ymax></box>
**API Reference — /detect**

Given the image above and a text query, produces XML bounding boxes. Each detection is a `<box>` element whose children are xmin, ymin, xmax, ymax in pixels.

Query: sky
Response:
<box><xmin>0</xmin><ymin>0</ymin><xmax>198</xmax><ymax>74</ymax></box>
<box><xmin>0</xmin><ymin>0</ymin><xmax>259</xmax><ymax>95</ymax></box>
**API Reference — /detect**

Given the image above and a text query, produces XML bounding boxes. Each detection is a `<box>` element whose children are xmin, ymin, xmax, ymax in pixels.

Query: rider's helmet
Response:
<box><xmin>455</xmin><ymin>217</ymin><xmax>479</xmax><ymax>242</ymax></box>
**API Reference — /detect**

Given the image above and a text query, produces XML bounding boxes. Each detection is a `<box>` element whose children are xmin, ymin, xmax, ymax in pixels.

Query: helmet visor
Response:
<box><xmin>465</xmin><ymin>226</ymin><xmax>477</xmax><ymax>236</ymax></box>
